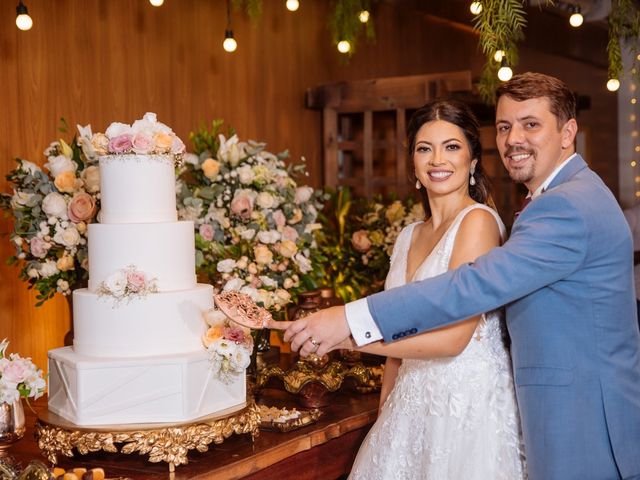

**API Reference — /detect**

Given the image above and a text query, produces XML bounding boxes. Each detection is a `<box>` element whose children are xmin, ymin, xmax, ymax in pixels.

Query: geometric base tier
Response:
<box><xmin>48</xmin><ymin>347</ymin><xmax>246</xmax><ymax>426</ymax></box>
<box><xmin>34</xmin><ymin>401</ymin><xmax>260</xmax><ymax>472</ymax></box>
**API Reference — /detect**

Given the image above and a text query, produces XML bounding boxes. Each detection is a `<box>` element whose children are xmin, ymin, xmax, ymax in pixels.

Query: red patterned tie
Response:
<box><xmin>515</xmin><ymin>196</ymin><xmax>531</xmax><ymax>219</ymax></box>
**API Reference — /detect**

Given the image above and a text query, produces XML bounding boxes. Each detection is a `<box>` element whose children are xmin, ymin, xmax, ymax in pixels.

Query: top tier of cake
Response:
<box><xmin>99</xmin><ymin>154</ymin><xmax>177</xmax><ymax>224</ymax></box>
<box><xmin>94</xmin><ymin>112</ymin><xmax>185</xmax><ymax>224</ymax></box>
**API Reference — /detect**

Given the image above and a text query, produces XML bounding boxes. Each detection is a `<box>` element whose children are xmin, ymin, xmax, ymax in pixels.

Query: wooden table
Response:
<box><xmin>5</xmin><ymin>388</ymin><xmax>378</xmax><ymax>479</ymax></box>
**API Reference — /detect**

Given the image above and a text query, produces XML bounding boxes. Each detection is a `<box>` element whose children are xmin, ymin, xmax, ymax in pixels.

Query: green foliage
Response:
<box><xmin>189</xmin><ymin>120</ymin><xmax>235</xmax><ymax>157</ymax></box>
<box><xmin>329</xmin><ymin>0</ymin><xmax>376</xmax><ymax>56</ymax></box>
<box><xmin>233</xmin><ymin>0</ymin><xmax>263</xmax><ymax>21</ymax></box>
<box><xmin>608</xmin><ymin>0</ymin><xmax>640</xmax><ymax>82</ymax></box>
<box><xmin>473</xmin><ymin>0</ymin><xmax>531</xmax><ymax>104</ymax></box>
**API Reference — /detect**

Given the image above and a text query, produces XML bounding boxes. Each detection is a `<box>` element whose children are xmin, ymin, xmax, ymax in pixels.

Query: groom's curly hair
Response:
<box><xmin>407</xmin><ymin>99</ymin><xmax>491</xmax><ymax>218</ymax></box>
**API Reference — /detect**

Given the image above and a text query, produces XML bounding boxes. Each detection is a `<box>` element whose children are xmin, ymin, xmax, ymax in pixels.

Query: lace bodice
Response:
<box><xmin>349</xmin><ymin>204</ymin><xmax>526</xmax><ymax>480</ymax></box>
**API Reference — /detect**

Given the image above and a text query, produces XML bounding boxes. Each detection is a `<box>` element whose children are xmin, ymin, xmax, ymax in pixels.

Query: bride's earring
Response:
<box><xmin>416</xmin><ymin>179</ymin><xmax>422</xmax><ymax>190</ymax></box>
<box><xmin>469</xmin><ymin>168</ymin><xmax>476</xmax><ymax>186</ymax></box>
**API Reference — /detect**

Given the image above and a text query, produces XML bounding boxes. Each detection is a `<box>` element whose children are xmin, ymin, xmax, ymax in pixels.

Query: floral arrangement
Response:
<box><xmin>0</xmin><ymin>339</ymin><xmax>46</xmax><ymax>405</ymax></box>
<box><xmin>202</xmin><ymin>308</ymin><xmax>253</xmax><ymax>384</ymax></box>
<box><xmin>176</xmin><ymin>120</ymin><xmax>325</xmax><ymax>316</ymax></box>
<box><xmin>0</xmin><ymin>122</ymin><xmax>99</xmax><ymax>305</ymax></box>
<box><xmin>89</xmin><ymin>112</ymin><xmax>186</xmax><ymax>158</ymax></box>
<box><xmin>96</xmin><ymin>265</ymin><xmax>158</xmax><ymax>304</ymax></box>
<box><xmin>316</xmin><ymin>188</ymin><xmax>424</xmax><ymax>302</ymax></box>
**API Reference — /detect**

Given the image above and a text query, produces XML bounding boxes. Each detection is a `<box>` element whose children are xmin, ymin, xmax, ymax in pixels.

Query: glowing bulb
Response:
<box><xmin>569</xmin><ymin>12</ymin><xmax>583</xmax><ymax>27</ymax></box>
<box><xmin>497</xmin><ymin>58</ymin><xmax>512</xmax><ymax>82</ymax></box>
<box><xmin>635</xmin><ymin>146</ymin><xmax>640</xmax><ymax>152</ymax></box>
<box><xmin>286</xmin><ymin>0</ymin><xmax>299</xmax><ymax>11</ymax></box>
<box><xmin>15</xmin><ymin>1</ymin><xmax>32</xmax><ymax>31</ymax></box>
<box><xmin>337</xmin><ymin>40</ymin><xmax>351</xmax><ymax>54</ymax></box>
<box><xmin>358</xmin><ymin>10</ymin><xmax>370</xmax><ymax>23</ymax></box>
<box><xmin>632</xmin><ymin>161</ymin><xmax>637</xmax><ymax>167</ymax></box>
<box><xmin>223</xmin><ymin>30</ymin><xmax>237</xmax><ymax>52</ymax></box>
<box><xmin>635</xmin><ymin>191</ymin><xmax>640</xmax><ymax>197</ymax></box>
<box><xmin>632</xmin><ymin>98</ymin><xmax>637</xmax><ymax>105</ymax></box>
<box><xmin>633</xmin><ymin>131</ymin><xmax>639</xmax><ymax>138</ymax></box>
<box><xmin>607</xmin><ymin>78</ymin><xmax>620</xmax><ymax>92</ymax></box>
<box><xmin>149</xmin><ymin>0</ymin><xmax>164</xmax><ymax>6</ymax></box>
<box><xmin>635</xmin><ymin>176</ymin><xmax>640</xmax><ymax>183</ymax></box>
<box><xmin>470</xmin><ymin>1</ymin><xmax>482</xmax><ymax>15</ymax></box>
<box><xmin>493</xmin><ymin>50</ymin><xmax>505</xmax><ymax>62</ymax></box>
<box><xmin>632</xmin><ymin>114</ymin><xmax>637</xmax><ymax>122</ymax></box>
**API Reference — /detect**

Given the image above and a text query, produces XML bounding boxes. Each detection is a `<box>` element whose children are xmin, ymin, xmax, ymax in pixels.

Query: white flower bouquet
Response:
<box><xmin>176</xmin><ymin>121</ymin><xmax>325</xmax><ymax>316</ymax></box>
<box><xmin>0</xmin><ymin>121</ymin><xmax>99</xmax><ymax>305</ymax></box>
<box><xmin>202</xmin><ymin>308</ymin><xmax>253</xmax><ymax>384</ymax></box>
<box><xmin>0</xmin><ymin>339</ymin><xmax>46</xmax><ymax>405</ymax></box>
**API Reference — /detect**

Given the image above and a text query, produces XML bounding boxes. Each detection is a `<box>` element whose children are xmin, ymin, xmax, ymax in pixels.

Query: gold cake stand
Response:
<box><xmin>34</xmin><ymin>401</ymin><xmax>260</xmax><ymax>473</ymax></box>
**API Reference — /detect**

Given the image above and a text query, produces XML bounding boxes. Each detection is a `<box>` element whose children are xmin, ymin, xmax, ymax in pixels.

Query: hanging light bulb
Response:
<box><xmin>149</xmin><ymin>0</ymin><xmax>164</xmax><ymax>6</ymax></box>
<box><xmin>337</xmin><ymin>40</ymin><xmax>351</xmax><ymax>54</ymax></box>
<box><xmin>223</xmin><ymin>30</ymin><xmax>237</xmax><ymax>52</ymax></box>
<box><xmin>286</xmin><ymin>0</ymin><xmax>299</xmax><ymax>11</ymax></box>
<box><xmin>493</xmin><ymin>50</ymin><xmax>505</xmax><ymax>62</ymax></box>
<box><xmin>15</xmin><ymin>1</ymin><xmax>33</xmax><ymax>31</ymax></box>
<box><xmin>358</xmin><ymin>10</ymin><xmax>370</xmax><ymax>23</ymax></box>
<box><xmin>469</xmin><ymin>1</ymin><xmax>482</xmax><ymax>15</ymax></box>
<box><xmin>606</xmin><ymin>78</ymin><xmax>620</xmax><ymax>92</ymax></box>
<box><xmin>569</xmin><ymin>5</ymin><xmax>583</xmax><ymax>27</ymax></box>
<box><xmin>498</xmin><ymin>58</ymin><xmax>513</xmax><ymax>82</ymax></box>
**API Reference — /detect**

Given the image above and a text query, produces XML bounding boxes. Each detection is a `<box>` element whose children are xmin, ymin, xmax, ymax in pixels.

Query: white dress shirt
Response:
<box><xmin>345</xmin><ymin>153</ymin><xmax>578</xmax><ymax>346</ymax></box>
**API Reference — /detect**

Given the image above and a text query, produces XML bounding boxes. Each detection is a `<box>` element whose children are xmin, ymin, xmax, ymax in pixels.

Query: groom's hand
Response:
<box><xmin>267</xmin><ymin>305</ymin><xmax>352</xmax><ymax>357</ymax></box>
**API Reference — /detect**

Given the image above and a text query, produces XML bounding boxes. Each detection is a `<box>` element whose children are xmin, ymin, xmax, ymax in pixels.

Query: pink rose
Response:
<box><xmin>272</xmin><ymin>210</ymin><xmax>286</xmax><ymax>228</ymax></box>
<box><xmin>282</xmin><ymin>226</ymin><xmax>299</xmax><ymax>241</ymax></box>
<box><xmin>199</xmin><ymin>224</ymin><xmax>214</xmax><ymax>241</ymax></box>
<box><xmin>126</xmin><ymin>271</ymin><xmax>147</xmax><ymax>292</ymax></box>
<box><xmin>108</xmin><ymin>134</ymin><xmax>133</xmax><ymax>154</ymax></box>
<box><xmin>132</xmin><ymin>132</ymin><xmax>154</xmax><ymax>154</ymax></box>
<box><xmin>172</xmin><ymin>136</ymin><xmax>186</xmax><ymax>155</ymax></box>
<box><xmin>2</xmin><ymin>360</ymin><xmax>29</xmax><ymax>384</ymax></box>
<box><xmin>223</xmin><ymin>326</ymin><xmax>246</xmax><ymax>344</ymax></box>
<box><xmin>29</xmin><ymin>237</ymin><xmax>49</xmax><ymax>258</ymax></box>
<box><xmin>352</xmin><ymin>230</ymin><xmax>372</xmax><ymax>253</ymax></box>
<box><xmin>294</xmin><ymin>186</ymin><xmax>314</xmax><ymax>204</ymax></box>
<box><xmin>230</xmin><ymin>193</ymin><xmax>254</xmax><ymax>219</ymax></box>
<box><xmin>68</xmin><ymin>192</ymin><xmax>96</xmax><ymax>222</ymax></box>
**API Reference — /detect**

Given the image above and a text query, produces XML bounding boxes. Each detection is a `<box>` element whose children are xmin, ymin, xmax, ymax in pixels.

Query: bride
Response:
<box><xmin>346</xmin><ymin>99</ymin><xmax>526</xmax><ymax>479</ymax></box>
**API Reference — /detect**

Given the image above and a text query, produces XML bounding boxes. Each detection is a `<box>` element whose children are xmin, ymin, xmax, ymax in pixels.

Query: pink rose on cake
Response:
<box><xmin>126</xmin><ymin>270</ymin><xmax>147</xmax><ymax>293</ymax></box>
<box><xmin>68</xmin><ymin>192</ymin><xmax>96</xmax><ymax>222</ymax></box>
<box><xmin>97</xmin><ymin>265</ymin><xmax>158</xmax><ymax>304</ymax></box>
<box><xmin>132</xmin><ymin>132</ymin><xmax>154</xmax><ymax>154</ymax></box>
<box><xmin>108</xmin><ymin>134</ymin><xmax>133</xmax><ymax>154</ymax></box>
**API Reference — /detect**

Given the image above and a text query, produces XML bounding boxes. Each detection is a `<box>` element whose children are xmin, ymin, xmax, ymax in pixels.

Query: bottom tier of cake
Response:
<box><xmin>48</xmin><ymin>347</ymin><xmax>246</xmax><ymax>426</ymax></box>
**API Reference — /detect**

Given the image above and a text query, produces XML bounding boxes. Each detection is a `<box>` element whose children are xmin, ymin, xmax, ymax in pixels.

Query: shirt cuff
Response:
<box><xmin>345</xmin><ymin>298</ymin><xmax>383</xmax><ymax>346</ymax></box>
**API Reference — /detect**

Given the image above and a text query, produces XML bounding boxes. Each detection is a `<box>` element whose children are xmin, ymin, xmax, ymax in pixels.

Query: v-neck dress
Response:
<box><xmin>348</xmin><ymin>204</ymin><xmax>527</xmax><ymax>480</ymax></box>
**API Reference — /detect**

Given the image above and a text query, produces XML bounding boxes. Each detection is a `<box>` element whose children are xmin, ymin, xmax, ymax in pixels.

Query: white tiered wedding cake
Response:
<box><xmin>48</xmin><ymin>114</ymin><xmax>246</xmax><ymax>426</ymax></box>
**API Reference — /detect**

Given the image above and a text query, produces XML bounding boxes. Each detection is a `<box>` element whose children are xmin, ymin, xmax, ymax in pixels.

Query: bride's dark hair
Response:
<box><xmin>407</xmin><ymin>99</ymin><xmax>492</xmax><ymax>217</ymax></box>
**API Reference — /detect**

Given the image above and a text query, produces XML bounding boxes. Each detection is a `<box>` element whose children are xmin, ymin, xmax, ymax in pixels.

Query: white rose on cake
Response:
<box><xmin>104</xmin><ymin>270</ymin><xmax>128</xmax><ymax>298</ymax></box>
<box><xmin>105</xmin><ymin>122</ymin><xmax>132</xmax><ymax>139</ymax></box>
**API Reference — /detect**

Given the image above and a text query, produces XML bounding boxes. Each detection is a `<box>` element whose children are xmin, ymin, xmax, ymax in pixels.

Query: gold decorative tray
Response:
<box><xmin>258</xmin><ymin>405</ymin><xmax>323</xmax><ymax>433</ymax></box>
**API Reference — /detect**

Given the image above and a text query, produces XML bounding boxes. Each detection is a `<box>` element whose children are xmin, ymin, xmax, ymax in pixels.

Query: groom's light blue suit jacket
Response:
<box><xmin>368</xmin><ymin>155</ymin><xmax>640</xmax><ymax>480</ymax></box>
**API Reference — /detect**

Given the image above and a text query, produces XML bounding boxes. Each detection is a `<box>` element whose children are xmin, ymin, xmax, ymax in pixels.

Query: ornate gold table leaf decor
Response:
<box><xmin>258</xmin><ymin>405</ymin><xmax>323</xmax><ymax>433</ymax></box>
<box><xmin>35</xmin><ymin>402</ymin><xmax>260</xmax><ymax>473</ymax></box>
<box><xmin>256</xmin><ymin>360</ymin><xmax>372</xmax><ymax>407</ymax></box>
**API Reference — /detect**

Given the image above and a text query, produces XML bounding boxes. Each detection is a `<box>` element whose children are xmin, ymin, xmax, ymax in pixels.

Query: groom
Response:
<box><xmin>273</xmin><ymin>73</ymin><xmax>640</xmax><ymax>479</ymax></box>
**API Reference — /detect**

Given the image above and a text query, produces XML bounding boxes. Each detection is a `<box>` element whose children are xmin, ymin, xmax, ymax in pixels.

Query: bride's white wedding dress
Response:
<box><xmin>349</xmin><ymin>204</ymin><xmax>526</xmax><ymax>480</ymax></box>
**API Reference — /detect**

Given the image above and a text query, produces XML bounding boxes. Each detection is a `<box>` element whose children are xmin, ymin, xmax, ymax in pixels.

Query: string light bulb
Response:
<box><xmin>497</xmin><ymin>58</ymin><xmax>513</xmax><ymax>82</ymax></box>
<box><xmin>149</xmin><ymin>0</ymin><xmax>164</xmax><ymax>6</ymax></box>
<box><xmin>469</xmin><ymin>1</ymin><xmax>482</xmax><ymax>15</ymax></box>
<box><xmin>607</xmin><ymin>78</ymin><xmax>620</xmax><ymax>92</ymax></box>
<box><xmin>15</xmin><ymin>1</ymin><xmax>33</xmax><ymax>31</ymax></box>
<box><xmin>337</xmin><ymin>40</ymin><xmax>351</xmax><ymax>54</ymax></box>
<box><xmin>493</xmin><ymin>50</ymin><xmax>505</xmax><ymax>62</ymax></box>
<box><xmin>286</xmin><ymin>0</ymin><xmax>299</xmax><ymax>11</ymax></box>
<box><xmin>223</xmin><ymin>30</ymin><xmax>237</xmax><ymax>52</ymax></box>
<box><xmin>358</xmin><ymin>10</ymin><xmax>370</xmax><ymax>23</ymax></box>
<box><xmin>569</xmin><ymin>5</ymin><xmax>583</xmax><ymax>27</ymax></box>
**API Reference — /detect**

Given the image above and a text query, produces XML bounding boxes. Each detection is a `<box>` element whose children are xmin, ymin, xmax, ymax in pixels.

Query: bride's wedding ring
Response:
<box><xmin>309</xmin><ymin>337</ymin><xmax>319</xmax><ymax>347</ymax></box>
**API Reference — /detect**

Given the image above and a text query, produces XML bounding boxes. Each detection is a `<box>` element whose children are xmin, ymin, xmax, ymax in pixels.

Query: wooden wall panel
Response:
<box><xmin>0</xmin><ymin>0</ymin><xmax>616</xmax><ymax>372</ymax></box>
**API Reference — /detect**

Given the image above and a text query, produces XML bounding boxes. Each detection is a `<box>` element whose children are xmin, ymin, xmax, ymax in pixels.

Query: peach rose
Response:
<box><xmin>54</xmin><ymin>171</ymin><xmax>81</xmax><ymax>193</ymax></box>
<box><xmin>153</xmin><ymin>132</ymin><xmax>173</xmax><ymax>153</ymax></box>
<box><xmin>352</xmin><ymin>230</ymin><xmax>372</xmax><ymax>253</ymax></box>
<box><xmin>230</xmin><ymin>192</ymin><xmax>254</xmax><ymax>220</ymax></box>
<box><xmin>201</xmin><ymin>158</ymin><xmax>220</xmax><ymax>179</ymax></box>
<box><xmin>203</xmin><ymin>325</ymin><xmax>225</xmax><ymax>347</ymax></box>
<box><xmin>91</xmin><ymin>133</ymin><xmax>110</xmax><ymax>155</ymax></box>
<box><xmin>81</xmin><ymin>166</ymin><xmax>100</xmax><ymax>193</ymax></box>
<box><xmin>385</xmin><ymin>201</ymin><xmax>406</xmax><ymax>224</ymax></box>
<box><xmin>277</xmin><ymin>240</ymin><xmax>298</xmax><ymax>258</ymax></box>
<box><xmin>68</xmin><ymin>192</ymin><xmax>96</xmax><ymax>222</ymax></box>
<box><xmin>56</xmin><ymin>254</ymin><xmax>74</xmax><ymax>271</ymax></box>
<box><xmin>254</xmin><ymin>245</ymin><xmax>273</xmax><ymax>265</ymax></box>
<box><xmin>288</xmin><ymin>208</ymin><xmax>303</xmax><ymax>225</ymax></box>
